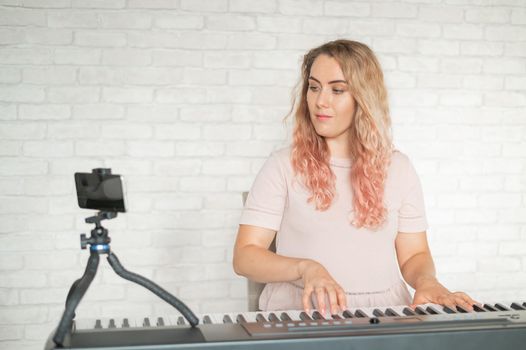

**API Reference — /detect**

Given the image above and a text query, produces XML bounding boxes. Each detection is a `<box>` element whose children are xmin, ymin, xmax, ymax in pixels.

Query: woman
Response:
<box><xmin>233</xmin><ymin>39</ymin><xmax>476</xmax><ymax>316</ymax></box>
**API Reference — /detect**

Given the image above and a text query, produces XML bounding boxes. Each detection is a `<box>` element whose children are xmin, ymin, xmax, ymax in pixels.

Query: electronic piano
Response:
<box><xmin>45</xmin><ymin>301</ymin><xmax>526</xmax><ymax>350</ymax></box>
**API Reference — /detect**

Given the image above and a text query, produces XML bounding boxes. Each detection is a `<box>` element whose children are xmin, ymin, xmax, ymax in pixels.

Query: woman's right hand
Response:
<box><xmin>298</xmin><ymin>259</ymin><xmax>347</xmax><ymax>315</ymax></box>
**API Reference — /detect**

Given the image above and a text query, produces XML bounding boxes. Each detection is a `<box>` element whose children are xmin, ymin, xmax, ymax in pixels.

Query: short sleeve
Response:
<box><xmin>398</xmin><ymin>156</ymin><xmax>428</xmax><ymax>233</ymax></box>
<box><xmin>239</xmin><ymin>151</ymin><xmax>287</xmax><ymax>231</ymax></box>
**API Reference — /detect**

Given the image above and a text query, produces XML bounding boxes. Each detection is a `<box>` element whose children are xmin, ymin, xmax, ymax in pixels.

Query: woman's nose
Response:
<box><xmin>316</xmin><ymin>88</ymin><xmax>330</xmax><ymax>108</ymax></box>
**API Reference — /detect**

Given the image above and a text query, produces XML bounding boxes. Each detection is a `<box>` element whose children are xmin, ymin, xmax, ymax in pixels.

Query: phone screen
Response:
<box><xmin>74</xmin><ymin>173</ymin><xmax>126</xmax><ymax>212</ymax></box>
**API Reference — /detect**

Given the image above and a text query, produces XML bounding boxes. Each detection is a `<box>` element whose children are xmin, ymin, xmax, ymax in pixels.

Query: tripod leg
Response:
<box><xmin>107</xmin><ymin>252</ymin><xmax>199</xmax><ymax>327</ymax></box>
<box><xmin>64</xmin><ymin>279</ymin><xmax>81</xmax><ymax>320</ymax></box>
<box><xmin>53</xmin><ymin>251</ymin><xmax>100</xmax><ymax>346</ymax></box>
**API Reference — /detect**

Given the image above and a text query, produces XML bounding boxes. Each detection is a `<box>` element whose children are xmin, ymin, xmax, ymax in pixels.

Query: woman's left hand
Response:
<box><xmin>411</xmin><ymin>276</ymin><xmax>479</xmax><ymax>311</ymax></box>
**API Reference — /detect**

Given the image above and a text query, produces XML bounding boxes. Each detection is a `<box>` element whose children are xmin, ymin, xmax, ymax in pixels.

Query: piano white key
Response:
<box><xmin>103</xmin><ymin>317</ymin><xmax>120</xmax><ymax>329</ymax></box>
<box><xmin>219</xmin><ymin>313</ymin><xmax>234</xmax><ymax>323</ymax></box>
<box><xmin>141</xmin><ymin>316</ymin><xmax>154</xmax><ymax>327</ymax></box>
<box><xmin>73</xmin><ymin>318</ymin><xmax>98</xmax><ymax>330</ymax></box>
<box><xmin>120</xmin><ymin>317</ymin><xmax>132</xmax><ymax>328</ymax></box>
<box><xmin>264</xmin><ymin>311</ymin><xmax>284</xmax><ymax>322</ymax></box>
<box><xmin>97</xmin><ymin>318</ymin><xmax>109</xmax><ymax>328</ymax></box>
<box><xmin>316</xmin><ymin>309</ymin><xmax>334</xmax><ymax>320</ymax></box>
<box><xmin>253</xmin><ymin>311</ymin><xmax>267</xmax><ymax>322</ymax></box>
<box><xmin>384</xmin><ymin>305</ymin><xmax>406</xmax><ymax>317</ymax></box>
<box><xmin>219</xmin><ymin>313</ymin><xmax>234</xmax><ymax>324</ymax></box>
<box><xmin>179</xmin><ymin>315</ymin><xmax>190</xmax><ymax>325</ymax></box>
<box><xmin>283</xmin><ymin>310</ymin><xmax>303</xmax><ymax>321</ymax></box>
<box><xmin>121</xmin><ymin>317</ymin><xmax>136</xmax><ymax>327</ymax></box>
<box><xmin>418</xmin><ymin>303</ymin><xmax>443</xmax><ymax>315</ymax></box>
<box><xmin>75</xmin><ymin>317</ymin><xmax>128</xmax><ymax>329</ymax></box>
<box><xmin>211</xmin><ymin>313</ymin><xmax>227</xmax><ymax>324</ymax></box>
<box><xmin>241</xmin><ymin>312</ymin><xmax>257</xmax><ymax>323</ymax></box>
<box><xmin>200</xmin><ymin>314</ymin><xmax>212</xmax><ymax>324</ymax></box>
<box><xmin>224</xmin><ymin>313</ymin><xmax>238</xmax><ymax>323</ymax></box>
<box><xmin>351</xmin><ymin>306</ymin><xmax>375</xmax><ymax>318</ymax></box>
<box><xmin>154</xmin><ymin>315</ymin><xmax>169</xmax><ymax>326</ymax></box>
<box><xmin>328</xmin><ymin>310</ymin><xmax>345</xmax><ymax>319</ymax></box>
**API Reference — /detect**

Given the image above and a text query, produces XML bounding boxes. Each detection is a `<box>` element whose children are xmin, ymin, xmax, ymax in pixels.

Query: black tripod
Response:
<box><xmin>53</xmin><ymin>211</ymin><xmax>199</xmax><ymax>347</ymax></box>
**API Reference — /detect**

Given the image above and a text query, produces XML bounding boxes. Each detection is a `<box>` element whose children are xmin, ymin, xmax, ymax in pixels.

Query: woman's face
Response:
<box><xmin>306</xmin><ymin>54</ymin><xmax>356</xmax><ymax>147</ymax></box>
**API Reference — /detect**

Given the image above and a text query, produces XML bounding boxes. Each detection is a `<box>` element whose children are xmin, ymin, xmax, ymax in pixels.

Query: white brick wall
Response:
<box><xmin>0</xmin><ymin>1</ymin><xmax>525</xmax><ymax>349</ymax></box>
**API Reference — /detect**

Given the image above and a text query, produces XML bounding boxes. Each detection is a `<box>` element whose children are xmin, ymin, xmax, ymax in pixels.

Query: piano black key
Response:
<box><xmin>203</xmin><ymin>315</ymin><xmax>212</xmax><ymax>324</ymax></box>
<box><xmin>473</xmin><ymin>305</ymin><xmax>486</xmax><ymax>312</ymax></box>
<box><xmin>511</xmin><ymin>302</ymin><xmax>526</xmax><ymax>310</ymax></box>
<box><xmin>385</xmin><ymin>308</ymin><xmax>400</xmax><ymax>317</ymax></box>
<box><xmin>280</xmin><ymin>312</ymin><xmax>292</xmax><ymax>321</ymax></box>
<box><xmin>402</xmin><ymin>307</ymin><xmax>416</xmax><ymax>316</ymax></box>
<box><xmin>143</xmin><ymin>318</ymin><xmax>151</xmax><ymax>327</ymax></box>
<box><xmin>177</xmin><ymin>316</ymin><xmax>186</xmax><ymax>325</ymax></box>
<box><xmin>299</xmin><ymin>312</ymin><xmax>312</xmax><ymax>321</ymax></box>
<box><xmin>122</xmin><ymin>318</ymin><xmax>130</xmax><ymax>328</ymax></box>
<box><xmin>94</xmin><ymin>319</ymin><xmax>102</xmax><ymax>329</ymax></box>
<box><xmin>443</xmin><ymin>306</ymin><xmax>457</xmax><ymax>314</ymax></box>
<box><xmin>456</xmin><ymin>306</ymin><xmax>469</xmax><ymax>313</ymax></box>
<box><xmin>415</xmin><ymin>307</ymin><xmax>428</xmax><ymax>315</ymax></box>
<box><xmin>331</xmin><ymin>314</ymin><xmax>343</xmax><ymax>320</ymax></box>
<box><xmin>255</xmin><ymin>314</ymin><xmax>267</xmax><ymax>323</ymax></box>
<box><xmin>268</xmin><ymin>313</ymin><xmax>280</xmax><ymax>322</ymax></box>
<box><xmin>108</xmin><ymin>319</ymin><xmax>116</xmax><ymax>328</ymax></box>
<box><xmin>483</xmin><ymin>304</ymin><xmax>497</xmax><ymax>312</ymax></box>
<box><xmin>223</xmin><ymin>315</ymin><xmax>233</xmax><ymax>323</ymax></box>
<box><xmin>156</xmin><ymin>317</ymin><xmax>165</xmax><ymax>326</ymax></box>
<box><xmin>342</xmin><ymin>310</ymin><xmax>354</xmax><ymax>318</ymax></box>
<box><xmin>372</xmin><ymin>309</ymin><xmax>385</xmax><ymax>317</ymax></box>
<box><xmin>426</xmin><ymin>306</ymin><xmax>440</xmax><ymax>315</ymax></box>
<box><xmin>236</xmin><ymin>314</ymin><xmax>247</xmax><ymax>324</ymax></box>
<box><xmin>354</xmin><ymin>309</ymin><xmax>367</xmax><ymax>318</ymax></box>
<box><xmin>311</xmin><ymin>311</ymin><xmax>325</xmax><ymax>320</ymax></box>
<box><xmin>494</xmin><ymin>303</ymin><xmax>509</xmax><ymax>311</ymax></box>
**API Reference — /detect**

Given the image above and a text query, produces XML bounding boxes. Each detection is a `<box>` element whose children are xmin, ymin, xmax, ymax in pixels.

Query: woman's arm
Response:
<box><xmin>395</xmin><ymin>231</ymin><xmax>478</xmax><ymax>311</ymax></box>
<box><xmin>233</xmin><ymin>224</ymin><xmax>347</xmax><ymax>314</ymax></box>
<box><xmin>233</xmin><ymin>224</ymin><xmax>304</xmax><ymax>283</ymax></box>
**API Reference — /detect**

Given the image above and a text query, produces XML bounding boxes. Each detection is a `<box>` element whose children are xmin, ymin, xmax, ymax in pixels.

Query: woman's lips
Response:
<box><xmin>316</xmin><ymin>114</ymin><xmax>332</xmax><ymax>120</ymax></box>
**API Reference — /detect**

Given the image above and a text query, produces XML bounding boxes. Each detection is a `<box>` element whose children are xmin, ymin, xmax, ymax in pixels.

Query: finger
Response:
<box><xmin>438</xmin><ymin>295</ymin><xmax>457</xmax><ymax>310</ymax></box>
<box><xmin>411</xmin><ymin>294</ymin><xmax>431</xmax><ymax>309</ymax></box>
<box><xmin>325</xmin><ymin>286</ymin><xmax>339</xmax><ymax>315</ymax></box>
<box><xmin>448</xmin><ymin>292</ymin><xmax>470</xmax><ymax>308</ymax></box>
<box><xmin>336</xmin><ymin>287</ymin><xmax>347</xmax><ymax>313</ymax></box>
<box><xmin>458</xmin><ymin>292</ymin><xmax>479</xmax><ymax>307</ymax></box>
<box><xmin>315</xmin><ymin>287</ymin><xmax>326</xmax><ymax>315</ymax></box>
<box><xmin>302</xmin><ymin>286</ymin><xmax>313</xmax><ymax>312</ymax></box>
<box><xmin>453</xmin><ymin>292</ymin><xmax>476</xmax><ymax>311</ymax></box>
<box><xmin>459</xmin><ymin>300</ymin><xmax>474</xmax><ymax>312</ymax></box>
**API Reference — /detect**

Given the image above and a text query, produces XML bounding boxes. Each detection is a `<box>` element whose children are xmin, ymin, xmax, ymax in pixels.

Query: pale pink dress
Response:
<box><xmin>239</xmin><ymin>147</ymin><xmax>428</xmax><ymax>311</ymax></box>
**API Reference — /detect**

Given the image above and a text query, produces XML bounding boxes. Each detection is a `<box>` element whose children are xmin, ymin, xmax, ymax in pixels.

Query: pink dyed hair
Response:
<box><xmin>290</xmin><ymin>40</ymin><xmax>393</xmax><ymax>229</ymax></box>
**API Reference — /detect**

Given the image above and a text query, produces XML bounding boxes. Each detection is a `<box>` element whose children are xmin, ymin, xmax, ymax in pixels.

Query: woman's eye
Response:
<box><xmin>308</xmin><ymin>85</ymin><xmax>319</xmax><ymax>92</ymax></box>
<box><xmin>333</xmin><ymin>89</ymin><xmax>344</xmax><ymax>94</ymax></box>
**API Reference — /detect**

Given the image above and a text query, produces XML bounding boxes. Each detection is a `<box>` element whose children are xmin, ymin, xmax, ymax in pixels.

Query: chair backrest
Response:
<box><xmin>242</xmin><ymin>192</ymin><xmax>276</xmax><ymax>311</ymax></box>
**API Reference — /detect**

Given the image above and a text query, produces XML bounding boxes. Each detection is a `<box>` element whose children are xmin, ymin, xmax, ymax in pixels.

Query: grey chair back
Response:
<box><xmin>242</xmin><ymin>192</ymin><xmax>276</xmax><ymax>311</ymax></box>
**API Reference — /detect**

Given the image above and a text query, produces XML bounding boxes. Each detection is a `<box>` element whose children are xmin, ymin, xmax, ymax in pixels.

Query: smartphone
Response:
<box><xmin>74</xmin><ymin>171</ymin><xmax>126</xmax><ymax>213</ymax></box>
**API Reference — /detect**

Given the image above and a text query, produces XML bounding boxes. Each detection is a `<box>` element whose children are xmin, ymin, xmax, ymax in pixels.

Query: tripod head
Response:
<box><xmin>80</xmin><ymin>211</ymin><xmax>118</xmax><ymax>252</ymax></box>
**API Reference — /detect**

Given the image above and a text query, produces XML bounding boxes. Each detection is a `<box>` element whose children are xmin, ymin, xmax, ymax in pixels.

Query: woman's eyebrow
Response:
<box><xmin>308</xmin><ymin>76</ymin><xmax>348</xmax><ymax>84</ymax></box>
